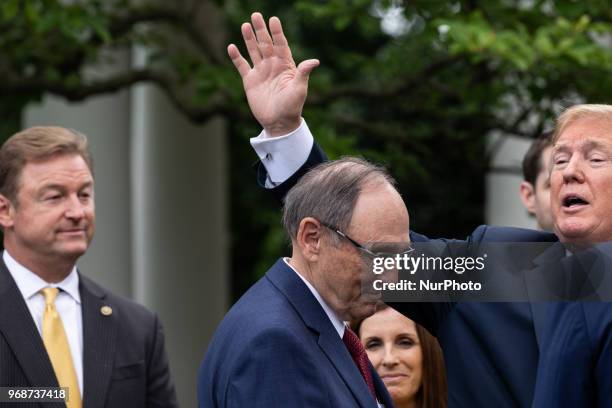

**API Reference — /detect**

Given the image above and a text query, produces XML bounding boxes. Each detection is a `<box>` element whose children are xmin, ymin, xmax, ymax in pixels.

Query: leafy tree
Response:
<box><xmin>0</xmin><ymin>0</ymin><xmax>247</xmax><ymax>135</ymax></box>
<box><xmin>2</xmin><ymin>0</ymin><xmax>611</xmax><ymax>298</ymax></box>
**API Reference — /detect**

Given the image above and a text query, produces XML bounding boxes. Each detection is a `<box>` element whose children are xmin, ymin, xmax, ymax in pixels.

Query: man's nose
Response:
<box><xmin>562</xmin><ymin>156</ymin><xmax>585</xmax><ymax>184</ymax></box>
<box><xmin>64</xmin><ymin>195</ymin><xmax>86</xmax><ymax>220</ymax></box>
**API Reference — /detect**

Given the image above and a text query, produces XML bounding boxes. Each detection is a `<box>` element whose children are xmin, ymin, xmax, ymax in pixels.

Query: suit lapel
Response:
<box><xmin>266</xmin><ymin>259</ymin><xmax>379</xmax><ymax>408</ymax></box>
<box><xmin>0</xmin><ymin>259</ymin><xmax>65</xmax><ymax>408</ymax></box>
<box><xmin>523</xmin><ymin>265</ymin><xmax>549</xmax><ymax>351</ymax></box>
<box><xmin>371</xmin><ymin>365</ymin><xmax>393</xmax><ymax>407</ymax></box>
<box><xmin>80</xmin><ymin>274</ymin><xmax>118</xmax><ymax>408</ymax></box>
<box><xmin>317</xmin><ymin>330</ymin><xmax>380</xmax><ymax>407</ymax></box>
<box><xmin>523</xmin><ymin>243</ymin><xmax>565</xmax><ymax>351</ymax></box>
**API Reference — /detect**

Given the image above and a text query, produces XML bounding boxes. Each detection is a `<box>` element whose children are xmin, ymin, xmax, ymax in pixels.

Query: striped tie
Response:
<box><xmin>343</xmin><ymin>326</ymin><xmax>377</xmax><ymax>400</ymax></box>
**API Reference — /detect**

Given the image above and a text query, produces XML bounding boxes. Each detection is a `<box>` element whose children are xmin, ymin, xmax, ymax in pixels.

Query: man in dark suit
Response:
<box><xmin>228</xmin><ymin>13</ymin><xmax>612</xmax><ymax>407</ymax></box>
<box><xmin>529</xmin><ymin>107</ymin><xmax>612</xmax><ymax>407</ymax></box>
<box><xmin>198</xmin><ymin>158</ymin><xmax>408</xmax><ymax>407</ymax></box>
<box><xmin>0</xmin><ymin>126</ymin><xmax>177</xmax><ymax>408</ymax></box>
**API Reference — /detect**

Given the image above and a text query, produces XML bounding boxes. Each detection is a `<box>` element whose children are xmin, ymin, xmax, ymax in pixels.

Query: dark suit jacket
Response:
<box><xmin>531</xmin><ymin>302</ymin><xmax>612</xmax><ymax>408</ymax></box>
<box><xmin>197</xmin><ymin>259</ymin><xmax>394</xmax><ymax>408</ymax></box>
<box><xmin>0</xmin><ymin>257</ymin><xmax>177</xmax><ymax>408</ymax></box>
<box><xmin>531</xmin><ymin>244</ymin><xmax>612</xmax><ymax>407</ymax></box>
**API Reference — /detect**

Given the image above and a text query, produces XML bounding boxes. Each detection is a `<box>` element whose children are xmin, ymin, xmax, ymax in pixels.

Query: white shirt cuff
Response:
<box><xmin>250</xmin><ymin>119</ymin><xmax>314</xmax><ymax>187</ymax></box>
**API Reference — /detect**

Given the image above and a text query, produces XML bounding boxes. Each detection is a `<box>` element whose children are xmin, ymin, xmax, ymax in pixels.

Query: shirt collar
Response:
<box><xmin>283</xmin><ymin>257</ymin><xmax>346</xmax><ymax>338</ymax></box>
<box><xmin>3</xmin><ymin>250</ymin><xmax>81</xmax><ymax>304</ymax></box>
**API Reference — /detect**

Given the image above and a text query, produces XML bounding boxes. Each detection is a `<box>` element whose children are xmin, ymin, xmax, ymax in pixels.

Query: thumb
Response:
<box><xmin>296</xmin><ymin>59</ymin><xmax>319</xmax><ymax>83</ymax></box>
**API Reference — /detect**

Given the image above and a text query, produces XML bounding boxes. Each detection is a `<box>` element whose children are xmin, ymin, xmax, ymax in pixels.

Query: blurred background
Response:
<box><xmin>2</xmin><ymin>0</ymin><xmax>612</xmax><ymax>405</ymax></box>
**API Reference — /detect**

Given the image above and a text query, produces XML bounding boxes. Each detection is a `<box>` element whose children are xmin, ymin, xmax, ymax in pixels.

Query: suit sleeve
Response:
<box><xmin>386</xmin><ymin>230</ymin><xmax>471</xmax><ymax>338</ymax></box>
<box><xmin>145</xmin><ymin>315</ymin><xmax>178</xmax><ymax>408</ymax></box>
<box><xmin>256</xmin><ymin>142</ymin><xmax>328</xmax><ymax>203</ymax></box>
<box><xmin>225</xmin><ymin>328</ymin><xmax>329</xmax><ymax>407</ymax></box>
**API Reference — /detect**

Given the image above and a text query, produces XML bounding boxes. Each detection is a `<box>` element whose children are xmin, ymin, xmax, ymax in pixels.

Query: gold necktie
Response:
<box><xmin>41</xmin><ymin>287</ymin><xmax>82</xmax><ymax>408</ymax></box>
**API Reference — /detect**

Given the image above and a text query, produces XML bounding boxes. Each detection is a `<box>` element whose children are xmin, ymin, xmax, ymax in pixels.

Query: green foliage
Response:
<box><xmin>2</xmin><ymin>0</ymin><xmax>612</xmax><ymax>299</ymax></box>
<box><xmin>1</xmin><ymin>0</ymin><xmax>109</xmax><ymax>70</ymax></box>
<box><xmin>440</xmin><ymin>12</ymin><xmax>612</xmax><ymax>70</ymax></box>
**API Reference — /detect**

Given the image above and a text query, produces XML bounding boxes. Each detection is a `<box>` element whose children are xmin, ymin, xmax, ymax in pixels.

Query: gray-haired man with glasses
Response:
<box><xmin>199</xmin><ymin>157</ymin><xmax>408</xmax><ymax>407</ymax></box>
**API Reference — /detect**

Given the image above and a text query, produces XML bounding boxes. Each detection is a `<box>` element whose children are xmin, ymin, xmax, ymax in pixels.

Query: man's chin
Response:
<box><xmin>555</xmin><ymin>219</ymin><xmax>593</xmax><ymax>242</ymax></box>
<box><xmin>55</xmin><ymin>243</ymin><xmax>89</xmax><ymax>259</ymax></box>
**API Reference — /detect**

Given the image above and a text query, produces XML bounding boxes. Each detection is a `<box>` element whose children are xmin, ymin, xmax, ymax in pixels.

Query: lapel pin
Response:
<box><xmin>100</xmin><ymin>306</ymin><xmax>113</xmax><ymax>316</ymax></box>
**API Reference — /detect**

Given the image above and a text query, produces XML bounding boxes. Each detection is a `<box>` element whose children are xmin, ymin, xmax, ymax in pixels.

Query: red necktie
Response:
<box><xmin>343</xmin><ymin>326</ymin><xmax>377</xmax><ymax>400</ymax></box>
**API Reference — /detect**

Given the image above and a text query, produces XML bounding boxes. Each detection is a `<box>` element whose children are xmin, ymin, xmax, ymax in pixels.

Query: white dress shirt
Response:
<box><xmin>250</xmin><ymin>119</ymin><xmax>314</xmax><ymax>187</ymax></box>
<box><xmin>4</xmin><ymin>251</ymin><xmax>84</xmax><ymax>394</ymax></box>
<box><xmin>283</xmin><ymin>257</ymin><xmax>345</xmax><ymax>338</ymax></box>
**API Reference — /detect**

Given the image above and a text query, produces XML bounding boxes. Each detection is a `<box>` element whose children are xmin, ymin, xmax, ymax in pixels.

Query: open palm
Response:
<box><xmin>228</xmin><ymin>13</ymin><xmax>319</xmax><ymax>136</ymax></box>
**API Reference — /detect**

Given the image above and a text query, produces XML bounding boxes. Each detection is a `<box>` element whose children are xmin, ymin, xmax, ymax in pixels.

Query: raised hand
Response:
<box><xmin>228</xmin><ymin>12</ymin><xmax>319</xmax><ymax>137</ymax></box>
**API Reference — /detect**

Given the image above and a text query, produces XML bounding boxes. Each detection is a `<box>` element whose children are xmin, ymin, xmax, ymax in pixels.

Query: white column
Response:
<box><xmin>131</xmin><ymin>53</ymin><xmax>228</xmax><ymax>407</ymax></box>
<box><xmin>486</xmin><ymin>133</ymin><xmax>537</xmax><ymax>229</ymax></box>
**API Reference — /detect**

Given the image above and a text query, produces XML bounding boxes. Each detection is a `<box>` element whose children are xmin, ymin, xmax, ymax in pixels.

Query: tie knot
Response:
<box><xmin>41</xmin><ymin>287</ymin><xmax>60</xmax><ymax>305</ymax></box>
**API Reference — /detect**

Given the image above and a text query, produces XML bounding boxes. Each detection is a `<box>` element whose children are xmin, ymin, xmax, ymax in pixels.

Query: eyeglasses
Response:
<box><xmin>321</xmin><ymin>222</ymin><xmax>414</xmax><ymax>259</ymax></box>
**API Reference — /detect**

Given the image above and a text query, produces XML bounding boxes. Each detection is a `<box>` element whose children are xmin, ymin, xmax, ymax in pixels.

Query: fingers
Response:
<box><xmin>232</xmin><ymin>12</ymin><xmax>296</xmax><ymax>69</ymax></box>
<box><xmin>241</xmin><ymin>22</ymin><xmax>262</xmax><ymax>66</ymax></box>
<box><xmin>227</xmin><ymin>44</ymin><xmax>251</xmax><ymax>77</ymax></box>
<box><xmin>269</xmin><ymin>16</ymin><xmax>287</xmax><ymax>47</ymax></box>
<box><xmin>296</xmin><ymin>59</ymin><xmax>320</xmax><ymax>83</ymax></box>
<box><xmin>269</xmin><ymin>16</ymin><xmax>294</xmax><ymax>62</ymax></box>
<box><xmin>251</xmin><ymin>12</ymin><xmax>274</xmax><ymax>59</ymax></box>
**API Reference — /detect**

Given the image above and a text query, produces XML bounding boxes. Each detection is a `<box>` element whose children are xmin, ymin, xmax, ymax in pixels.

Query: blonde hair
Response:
<box><xmin>0</xmin><ymin>126</ymin><xmax>92</xmax><ymax>202</ymax></box>
<box><xmin>553</xmin><ymin>104</ymin><xmax>612</xmax><ymax>144</ymax></box>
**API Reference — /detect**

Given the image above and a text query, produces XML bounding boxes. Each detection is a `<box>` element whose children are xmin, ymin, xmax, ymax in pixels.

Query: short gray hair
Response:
<box><xmin>282</xmin><ymin>157</ymin><xmax>397</xmax><ymax>240</ymax></box>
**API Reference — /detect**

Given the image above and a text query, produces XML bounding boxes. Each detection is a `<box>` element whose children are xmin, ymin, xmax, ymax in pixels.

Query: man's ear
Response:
<box><xmin>0</xmin><ymin>194</ymin><xmax>15</xmax><ymax>229</ymax></box>
<box><xmin>296</xmin><ymin>217</ymin><xmax>323</xmax><ymax>262</ymax></box>
<box><xmin>519</xmin><ymin>181</ymin><xmax>536</xmax><ymax>215</ymax></box>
